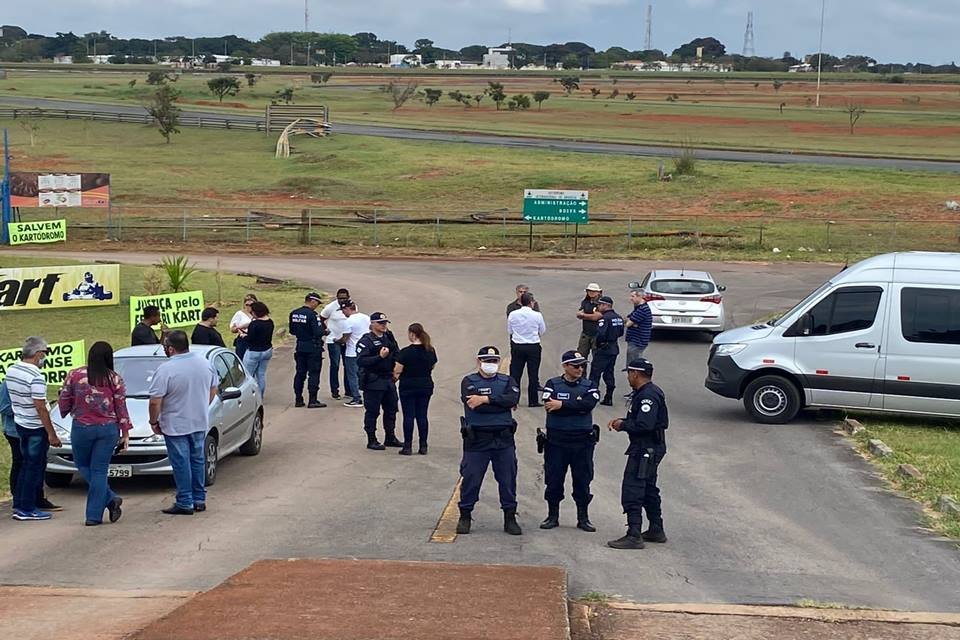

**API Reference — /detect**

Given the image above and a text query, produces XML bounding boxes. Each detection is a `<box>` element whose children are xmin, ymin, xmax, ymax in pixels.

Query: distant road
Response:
<box><xmin>3</xmin><ymin>95</ymin><xmax>959</xmax><ymax>172</ymax></box>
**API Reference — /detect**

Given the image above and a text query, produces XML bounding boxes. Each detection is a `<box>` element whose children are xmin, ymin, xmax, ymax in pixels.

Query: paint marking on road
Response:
<box><xmin>430</xmin><ymin>478</ymin><xmax>463</xmax><ymax>543</ymax></box>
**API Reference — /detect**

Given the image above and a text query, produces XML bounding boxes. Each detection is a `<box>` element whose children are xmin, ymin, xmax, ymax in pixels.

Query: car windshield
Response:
<box><xmin>769</xmin><ymin>281</ymin><xmax>833</xmax><ymax>326</ymax></box>
<box><xmin>650</xmin><ymin>279</ymin><xmax>715</xmax><ymax>295</ymax></box>
<box><xmin>113</xmin><ymin>356</ymin><xmax>166</xmax><ymax>397</ymax></box>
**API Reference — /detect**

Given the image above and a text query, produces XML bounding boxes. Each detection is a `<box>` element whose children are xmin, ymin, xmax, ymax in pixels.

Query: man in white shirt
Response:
<box><xmin>7</xmin><ymin>336</ymin><xmax>62</xmax><ymax>521</ymax></box>
<box><xmin>507</xmin><ymin>292</ymin><xmax>547</xmax><ymax>407</ymax></box>
<box><xmin>340</xmin><ymin>301</ymin><xmax>370</xmax><ymax>407</ymax></box>
<box><xmin>319</xmin><ymin>288</ymin><xmax>352</xmax><ymax>401</ymax></box>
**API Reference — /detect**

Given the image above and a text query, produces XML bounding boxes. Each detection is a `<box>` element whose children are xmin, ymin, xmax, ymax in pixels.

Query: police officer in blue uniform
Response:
<box><xmin>607</xmin><ymin>358</ymin><xmax>669</xmax><ymax>550</ymax></box>
<box><xmin>539</xmin><ymin>350</ymin><xmax>601</xmax><ymax>532</ymax></box>
<box><xmin>456</xmin><ymin>346</ymin><xmax>523</xmax><ymax>536</ymax></box>
<box><xmin>355</xmin><ymin>312</ymin><xmax>403</xmax><ymax>450</ymax></box>
<box><xmin>289</xmin><ymin>293</ymin><xmax>327</xmax><ymax>408</ymax></box>
<box><xmin>589</xmin><ymin>296</ymin><xmax>624</xmax><ymax>406</ymax></box>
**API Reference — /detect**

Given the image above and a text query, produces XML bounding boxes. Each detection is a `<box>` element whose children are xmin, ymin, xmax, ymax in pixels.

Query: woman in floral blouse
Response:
<box><xmin>59</xmin><ymin>342</ymin><xmax>131</xmax><ymax>526</ymax></box>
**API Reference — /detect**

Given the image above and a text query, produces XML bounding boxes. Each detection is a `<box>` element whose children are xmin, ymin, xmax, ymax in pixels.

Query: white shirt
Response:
<box><xmin>230</xmin><ymin>310</ymin><xmax>252</xmax><ymax>336</ymax></box>
<box><xmin>5</xmin><ymin>361</ymin><xmax>46</xmax><ymax>430</ymax></box>
<box><xmin>320</xmin><ymin>299</ymin><xmax>351</xmax><ymax>344</ymax></box>
<box><xmin>343</xmin><ymin>313</ymin><xmax>371</xmax><ymax>357</ymax></box>
<box><xmin>507</xmin><ymin>306</ymin><xmax>546</xmax><ymax>344</ymax></box>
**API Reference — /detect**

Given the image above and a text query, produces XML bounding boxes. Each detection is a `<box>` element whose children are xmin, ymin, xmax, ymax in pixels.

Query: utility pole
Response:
<box><xmin>644</xmin><ymin>4</ymin><xmax>652</xmax><ymax>52</ymax></box>
<box><xmin>153</xmin><ymin>39</ymin><xmax>157</xmax><ymax>62</ymax></box>
<box><xmin>304</xmin><ymin>0</ymin><xmax>309</xmax><ymax>32</ymax></box>
<box><xmin>816</xmin><ymin>0</ymin><xmax>825</xmax><ymax>107</ymax></box>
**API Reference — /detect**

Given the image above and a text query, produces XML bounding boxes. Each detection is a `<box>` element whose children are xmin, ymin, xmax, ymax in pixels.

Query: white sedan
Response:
<box><xmin>629</xmin><ymin>270</ymin><xmax>727</xmax><ymax>334</ymax></box>
<box><xmin>46</xmin><ymin>345</ymin><xmax>264</xmax><ymax>488</ymax></box>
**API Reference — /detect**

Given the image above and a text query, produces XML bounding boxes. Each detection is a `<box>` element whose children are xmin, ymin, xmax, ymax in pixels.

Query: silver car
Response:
<box><xmin>629</xmin><ymin>270</ymin><xmax>727</xmax><ymax>334</ymax></box>
<box><xmin>46</xmin><ymin>345</ymin><xmax>264</xmax><ymax>488</ymax></box>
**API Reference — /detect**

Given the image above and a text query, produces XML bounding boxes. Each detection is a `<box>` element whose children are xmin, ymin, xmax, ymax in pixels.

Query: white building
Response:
<box><xmin>482</xmin><ymin>47</ymin><xmax>513</xmax><ymax>70</ymax></box>
<box><xmin>788</xmin><ymin>63</ymin><xmax>815</xmax><ymax>73</ymax></box>
<box><xmin>389</xmin><ymin>54</ymin><xmax>422</xmax><ymax>67</ymax></box>
<box><xmin>433</xmin><ymin>59</ymin><xmax>464</xmax><ymax>69</ymax></box>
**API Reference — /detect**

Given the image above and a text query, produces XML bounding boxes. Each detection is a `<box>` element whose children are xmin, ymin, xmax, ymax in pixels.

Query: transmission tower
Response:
<box><xmin>742</xmin><ymin>11</ymin><xmax>755</xmax><ymax>56</ymax></box>
<box><xmin>644</xmin><ymin>4</ymin><xmax>653</xmax><ymax>51</ymax></box>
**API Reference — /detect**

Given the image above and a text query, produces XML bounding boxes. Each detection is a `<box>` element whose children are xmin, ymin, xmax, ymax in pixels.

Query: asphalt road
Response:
<box><xmin>1</xmin><ymin>253</ymin><xmax>958</xmax><ymax>611</ymax></box>
<box><xmin>2</xmin><ymin>96</ymin><xmax>960</xmax><ymax>172</ymax></box>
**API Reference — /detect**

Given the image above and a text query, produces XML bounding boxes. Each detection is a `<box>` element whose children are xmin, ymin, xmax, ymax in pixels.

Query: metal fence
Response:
<box><xmin>0</xmin><ymin>107</ymin><xmax>264</xmax><ymax>132</ymax></box>
<box><xmin>13</xmin><ymin>205</ymin><xmax>960</xmax><ymax>257</ymax></box>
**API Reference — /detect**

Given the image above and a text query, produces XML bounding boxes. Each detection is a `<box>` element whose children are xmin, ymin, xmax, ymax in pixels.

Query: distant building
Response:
<box><xmin>789</xmin><ymin>63</ymin><xmax>815</xmax><ymax>73</ymax></box>
<box><xmin>390</xmin><ymin>54</ymin><xmax>422</xmax><ymax>67</ymax></box>
<box><xmin>615</xmin><ymin>60</ymin><xmax>731</xmax><ymax>73</ymax></box>
<box><xmin>433</xmin><ymin>60</ymin><xmax>464</xmax><ymax>69</ymax></box>
<box><xmin>53</xmin><ymin>55</ymin><xmax>73</xmax><ymax>64</ymax></box>
<box><xmin>482</xmin><ymin>47</ymin><xmax>514</xmax><ymax>70</ymax></box>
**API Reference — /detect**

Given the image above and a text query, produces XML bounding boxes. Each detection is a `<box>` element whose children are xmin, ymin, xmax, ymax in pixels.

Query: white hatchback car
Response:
<box><xmin>629</xmin><ymin>270</ymin><xmax>727</xmax><ymax>334</ymax></box>
<box><xmin>45</xmin><ymin>345</ymin><xmax>264</xmax><ymax>488</ymax></box>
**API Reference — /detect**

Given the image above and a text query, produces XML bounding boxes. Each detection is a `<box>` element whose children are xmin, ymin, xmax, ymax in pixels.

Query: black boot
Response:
<box><xmin>503</xmin><ymin>510</ymin><xmax>523</xmax><ymax>535</ymax></box>
<box><xmin>642</xmin><ymin>521</ymin><xmax>668</xmax><ymax>543</ymax></box>
<box><xmin>539</xmin><ymin>503</ymin><xmax>560</xmax><ymax>529</ymax></box>
<box><xmin>307</xmin><ymin>396</ymin><xmax>327</xmax><ymax>408</ymax></box>
<box><xmin>600</xmin><ymin>391</ymin><xmax>614</xmax><ymax>406</ymax></box>
<box><xmin>295</xmin><ymin>397</ymin><xmax>306</xmax><ymax>408</ymax></box>
<box><xmin>418</xmin><ymin>443</ymin><xmax>428</xmax><ymax>455</ymax></box>
<box><xmin>383</xmin><ymin>432</ymin><xmax>403</xmax><ymax>448</ymax></box>
<box><xmin>399</xmin><ymin>444</ymin><xmax>413</xmax><ymax>455</ymax></box>
<box><xmin>607</xmin><ymin>525</ymin><xmax>644</xmax><ymax>549</ymax></box>
<box><xmin>456</xmin><ymin>510</ymin><xmax>472</xmax><ymax>534</ymax></box>
<box><xmin>366</xmin><ymin>434</ymin><xmax>385</xmax><ymax>451</ymax></box>
<box><xmin>576</xmin><ymin>504</ymin><xmax>596</xmax><ymax>532</ymax></box>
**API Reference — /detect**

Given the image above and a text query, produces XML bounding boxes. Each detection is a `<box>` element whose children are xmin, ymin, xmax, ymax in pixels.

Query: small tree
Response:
<box><xmin>532</xmin><ymin>91</ymin><xmax>550</xmax><ymax>110</ymax></box>
<box><xmin>160</xmin><ymin>256</ymin><xmax>198</xmax><ymax>292</ymax></box>
<box><xmin>626</xmin><ymin>92</ymin><xmax>637</xmax><ymax>101</ymax></box>
<box><xmin>473</xmin><ymin>94</ymin><xmax>484</xmax><ymax>108</ymax></box>
<box><xmin>207</xmin><ymin>76</ymin><xmax>241</xmax><ymax>103</ymax></box>
<box><xmin>310</xmin><ymin>72</ymin><xmax>333</xmax><ymax>84</ymax></box>
<box><xmin>382</xmin><ymin>81</ymin><xmax>418</xmax><ymax>110</ymax></box>
<box><xmin>145</xmin><ymin>84</ymin><xmax>181</xmax><ymax>143</ymax></box>
<box><xmin>447</xmin><ymin>90</ymin><xmax>464</xmax><ymax>104</ymax></box>
<box><xmin>424</xmin><ymin>88</ymin><xmax>443</xmax><ymax>107</ymax></box>
<box><xmin>146</xmin><ymin>70</ymin><xmax>171</xmax><ymax>85</ymax></box>
<box><xmin>216</xmin><ymin>61</ymin><xmax>233</xmax><ymax>72</ymax></box>
<box><xmin>772</xmin><ymin>79</ymin><xmax>784</xmax><ymax>93</ymax></box>
<box><xmin>17</xmin><ymin>118</ymin><xmax>40</xmax><ymax>147</ymax></box>
<box><xmin>245</xmin><ymin>72</ymin><xmax>257</xmax><ymax>87</ymax></box>
<box><xmin>486</xmin><ymin>82</ymin><xmax>507</xmax><ymax>110</ymax></box>
<box><xmin>558</xmin><ymin>75</ymin><xmax>580</xmax><ymax>95</ymax></box>
<box><xmin>608</xmin><ymin>88</ymin><xmax>620</xmax><ymax>100</ymax></box>
<box><xmin>590</xmin><ymin>88</ymin><xmax>601</xmax><ymax>99</ymax></box>
<box><xmin>273</xmin><ymin>87</ymin><xmax>295</xmax><ymax>104</ymax></box>
<box><xmin>846</xmin><ymin>103</ymin><xmax>866</xmax><ymax>134</ymax></box>
<box><xmin>508</xmin><ymin>94</ymin><xmax>531</xmax><ymax>111</ymax></box>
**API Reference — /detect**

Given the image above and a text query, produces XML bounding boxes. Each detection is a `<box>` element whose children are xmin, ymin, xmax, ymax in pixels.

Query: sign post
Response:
<box><xmin>522</xmin><ymin>189</ymin><xmax>589</xmax><ymax>252</ymax></box>
<box><xmin>1</xmin><ymin>130</ymin><xmax>11</xmax><ymax>245</ymax></box>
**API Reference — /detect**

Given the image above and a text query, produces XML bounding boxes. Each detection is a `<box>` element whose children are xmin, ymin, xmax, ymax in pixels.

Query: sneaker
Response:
<box><xmin>194</xmin><ymin>503</ymin><xmax>207</xmax><ymax>513</ymax></box>
<box><xmin>307</xmin><ymin>400</ymin><xmax>327</xmax><ymax>408</ymax></box>
<box><xmin>36</xmin><ymin>498</ymin><xmax>62</xmax><ymax>512</ymax></box>
<box><xmin>107</xmin><ymin>497</ymin><xmax>123</xmax><ymax>523</ymax></box>
<box><xmin>344</xmin><ymin>399</ymin><xmax>364</xmax><ymax>408</ymax></box>
<box><xmin>332</xmin><ymin>393</ymin><xmax>342</xmax><ymax>400</ymax></box>
<box><xmin>295</xmin><ymin>398</ymin><xmax>306</xmax><ymax>408</ymax></box>
<box><xmin>12</xmin><ymin>509</ymin><xmax>52</xmax><ymax>521</ymax></box>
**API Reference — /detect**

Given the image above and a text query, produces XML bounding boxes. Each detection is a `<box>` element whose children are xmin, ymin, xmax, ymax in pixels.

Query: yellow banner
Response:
<box><xmin>129</xmin><ymin>290</ymin><xmax>205</xmax><ymax>330</ymax></box>
<box><xmin>0</xmin><ymin>340</ymin><xmax>86</xmax><ymax>386</ymax></box>
<box><xmin>8</xmin><ymin>220</ymin><xmax>67</xmax><ymax>245</ymax></box>
<box><xmin>0</xmin><ymin>264</ymin><xmax>119</xmax><ymax>311</ymax></box>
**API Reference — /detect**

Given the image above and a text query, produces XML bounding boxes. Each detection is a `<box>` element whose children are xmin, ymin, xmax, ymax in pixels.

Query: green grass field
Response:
<box><xmin>3</xmin><ymin>70</ymin><xmax>960</xmax><ymax>158</ymax></box>
<box><xmin>0</xmin><ymin>256</ymin><xmax>310</xmax><ymax>498</ymax></box>
<box><xmin>2</xmin><ymin>116</ymin><xmax>958</xmax><ymax>261</ymax></box>
<box><xmin>852</xmin><ymin>418</ymin><xmax>960</xmax><ymax>540</ymax></box>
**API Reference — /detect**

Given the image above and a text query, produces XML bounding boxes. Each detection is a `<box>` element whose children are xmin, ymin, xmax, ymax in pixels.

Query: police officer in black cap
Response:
<box><xmin>355</xmin><ymin>312</ymin><xmax>403</xmax><ymax>450</ymax></box>
<box><xmin>539</xmin><ymin>350</ymin><xmax>601</xmax><ymax>532</ymax></box>
<box><xmin>289</xmin><ymin>293</ymin><xmax>327</xmax><ymax>408</ymax></box>
<box><xmin>607</xmin><ymin>358</ymin><xmax>668</xmax><ymax>550</ymax></box>
<box><xmin>590</xmin><ymin>295</ymin><xmax>624</xmax><ymax>406</ymax></box>
<box><xmin>456</xmin><ymin>346</ymin><xmax>523</xmax><ymax>536</ymax></box>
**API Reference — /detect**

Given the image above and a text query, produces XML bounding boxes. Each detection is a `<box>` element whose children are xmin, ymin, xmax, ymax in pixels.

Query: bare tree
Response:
<box><xmin>17</xmin><ymin>118</ymin><xmax>40</xmax><ymax>147</ymax></box>
<box><xmin>383</xmin><ymin>81</ymin><xmax>419</xmax><ymax>111</ymax></box>
<box><xmin>846</xmin><ymin>103</ymin><xmax>866</xmax><ymax>134</ymax></box>
<box><xmin>772</xmin><ymin>79</ymin><xmax>784</xmax><ymax>93</ymax></box>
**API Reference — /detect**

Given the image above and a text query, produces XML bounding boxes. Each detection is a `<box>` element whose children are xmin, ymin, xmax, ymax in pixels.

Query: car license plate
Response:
<box><xmin>107</xmin><ymin>465</ymin><xmax>132</xmax><ymax>478</ymax></box>
<box><xmin>673</xmin><ymin>316</ymin><xmax>694</xmax><ymax>324</ymax></box>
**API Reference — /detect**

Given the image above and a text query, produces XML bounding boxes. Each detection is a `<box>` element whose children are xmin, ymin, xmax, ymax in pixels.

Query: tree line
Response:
<box><xmin>0</xmin><ymin>25</ymin><xmax>956</xmax><ymax>74</ymax></box>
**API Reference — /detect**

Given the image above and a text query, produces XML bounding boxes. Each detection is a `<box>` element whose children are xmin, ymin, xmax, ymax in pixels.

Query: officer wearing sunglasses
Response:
<box><xmin>538</xmin><ymin>350</ymin><xmax>601</xmax><ymax>533</ymax></box>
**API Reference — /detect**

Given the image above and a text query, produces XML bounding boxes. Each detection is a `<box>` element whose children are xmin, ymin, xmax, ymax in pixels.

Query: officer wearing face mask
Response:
<box><xmin>538</xmin><ymin>350</ymin><xmax>600</xmax><ymax>533</ymax></box>
<box><xmin>456</xmin><ymin>346</ymin><xmax>523</xmax><ymax>537</ymax></box>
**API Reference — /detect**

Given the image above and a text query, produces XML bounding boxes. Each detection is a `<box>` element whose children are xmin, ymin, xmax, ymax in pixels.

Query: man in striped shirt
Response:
<box><xmin>626</xmin><ymin>290</ymin><xmax>653</xmax><ymax>364</ymax></box>
<box><xmin>6</xmin><ymin>337</ymin><xmax>62</xmax><ymax>521</ymax></box>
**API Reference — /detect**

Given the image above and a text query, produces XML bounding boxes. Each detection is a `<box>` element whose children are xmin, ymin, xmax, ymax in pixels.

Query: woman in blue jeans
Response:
<box><xmin>394</xmin><ymin>323</ymin><xmax>438</xmax><ymax>456</ymax></box>
<box><xmin>58</xmin><ymin>342</ymin><xmax>131</xmax><ymax>526</ymax></box>
<box><xmin>242</xmin><ymin>301</ymin><xmax>274</xmax><ymax>396</ymax></box>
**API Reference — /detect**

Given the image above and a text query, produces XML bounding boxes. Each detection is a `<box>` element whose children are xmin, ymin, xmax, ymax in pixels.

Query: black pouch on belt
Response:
<box><xmin>592</xmin><ymin>424</ymin><xmax>601</xmax><ymax>444</ymax></box>
<box><xmin>635</xmin><ymin>449</ymin><xmax>652</xmax><ymax>480</ymax></box>
<box><xmin>536</xmin><ymin>428</ymin><xmax>547</xmax><ymax>454</ymax></box>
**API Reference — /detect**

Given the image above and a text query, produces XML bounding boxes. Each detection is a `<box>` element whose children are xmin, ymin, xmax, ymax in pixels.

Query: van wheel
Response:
<box><xmin>743</xmin><ymin>375</ymin><xmax>801</xmax><ymax>424</ymax></box>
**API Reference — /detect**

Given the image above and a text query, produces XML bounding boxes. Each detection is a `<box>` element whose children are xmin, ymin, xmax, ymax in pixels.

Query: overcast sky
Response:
<box><xmin>6</xmin><ymin>0</ymin><xmax>957</xmax><ymax>63</ymax></box>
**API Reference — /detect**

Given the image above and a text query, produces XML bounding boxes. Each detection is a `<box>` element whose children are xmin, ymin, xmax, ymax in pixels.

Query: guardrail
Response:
<box><xmin>0</xmin><ymin>107</ymin><xmax>266</xmax><ymax>131</ymax></box>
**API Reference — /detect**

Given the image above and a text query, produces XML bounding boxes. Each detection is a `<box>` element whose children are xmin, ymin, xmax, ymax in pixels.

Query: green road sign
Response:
<box><xmin>522</xmin><ymin>189</ymin><xmax>589</xmax><ymax>223</ymax></box>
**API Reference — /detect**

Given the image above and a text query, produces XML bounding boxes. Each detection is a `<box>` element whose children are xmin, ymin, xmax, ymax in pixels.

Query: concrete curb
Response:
<box><xmin>0</xmin><ymin>586</ymin><xmax>197</xmax><ymax>600</ymax></box>
<box><xmin>603</xmin><ymin>602</ymin><xmax>960</xmax><ymax>626</ymax></box>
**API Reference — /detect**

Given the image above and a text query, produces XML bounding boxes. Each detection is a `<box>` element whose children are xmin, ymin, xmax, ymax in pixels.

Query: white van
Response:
<box><xmin>705</xmin><ymin>252</ymin><xmax>960</xmax><ymax>423</ymax></box>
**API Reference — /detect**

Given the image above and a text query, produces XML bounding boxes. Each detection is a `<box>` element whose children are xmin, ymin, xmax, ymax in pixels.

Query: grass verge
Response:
<box><xmin>849</xmin><ymin>417</ymin><xmax>960</xmax><ymax>541</ymax></box>
<box><xmin>0</xmin><ymin>255</ymin><xmax>312</xmax><ymax>499</ymax></box>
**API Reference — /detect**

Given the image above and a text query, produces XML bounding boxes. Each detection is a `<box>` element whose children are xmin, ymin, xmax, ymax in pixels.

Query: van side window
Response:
<box><xmin>901</xmin><ymin>288</ymin><xmax>960</xmax><ymax>345</ymax></box>
<box><xmin>793</xmin><ymin>286</ymin><xmax>883</xmax><ymax>336</ymax></box>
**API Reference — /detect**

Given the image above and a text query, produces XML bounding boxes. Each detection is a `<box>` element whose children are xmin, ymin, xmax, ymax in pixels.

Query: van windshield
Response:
<box><xmin>769</xmin><ymin>282</ymin><xmax>833</xmax><ymax>326</ymax></box>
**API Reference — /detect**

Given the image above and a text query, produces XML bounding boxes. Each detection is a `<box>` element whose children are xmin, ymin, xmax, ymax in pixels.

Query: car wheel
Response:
<box><xmin>45</xmin><ymin>472</ymin><xmax>73</xmax><ymax>488</ymax></box>
<box><xmin>743</xmin><ymin>375</ymin><xmax>801</xmax><ymax>424</ymax></box>
<box><xmin>204</xmin><ymin>434</ymin><xmax>219</xmax><ymax>487</ymax></box>
<box><xmin>239</xmin><ymin>410</ymin><xmax>264</xmax><ymax>456</ymax></box>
